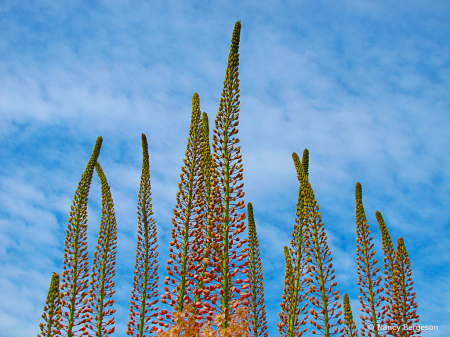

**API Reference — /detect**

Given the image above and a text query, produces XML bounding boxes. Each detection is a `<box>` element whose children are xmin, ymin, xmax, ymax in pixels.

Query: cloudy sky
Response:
<box><xmin>0</xmin><ymin>0</ymin><xmax>449</xmax><ymax>336</ymax></box>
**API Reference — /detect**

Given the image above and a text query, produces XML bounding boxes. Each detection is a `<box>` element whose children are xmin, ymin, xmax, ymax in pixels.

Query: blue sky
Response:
<box><xmin>0</xmin><ymin>0</ymin><xmax>449</xmax><ymax>336</ymax></box>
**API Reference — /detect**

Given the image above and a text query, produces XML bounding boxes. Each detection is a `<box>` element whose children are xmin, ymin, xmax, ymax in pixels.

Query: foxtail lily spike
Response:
<box><xmin>59</xmin><ymin>137</ymin><xmax>102</xmax><ymax>337</ymax></box>
<box><xmin>38</xmin><ymin>272</ymin><xmax>63</xmax><ymax>337</ymax></box>
<box><xmin>180</xmin><ymin>108</ymin><xmax>229</xmax><ymax>326</ymax></box>
<box><xmin>83</xmin><ymin>162</ymin><xmax>118</xmax><ymax>336</ymax></box>
<box><xmin>355</xmin><ymin>182</ymin><xmax>385</xmax><ymax>337</ymax></box>
<box><xmin>162</xmin><ymin>92</ymin><xmax>205</xmax><ymax>329</ymax></box>
<box><xmin>392</xmin><ymin>238</ymin><xmax>420</xmax><ymax>337</ymax></box>
<box><xmin>278</xmin><ymin>149</ymin><xmax>310</xmax><ymax>337</ymax></box>
<box><xmin>191</xmin><ymin>111</ymin><xmax>219</xmax><ymax>323</ymax></box>
<box><xmin>343</xmin><ymin>294</ymin><xmax>358</xmax><ymax>337</ymax></box>
<box><xmin>281</xmin><ymin>245</ymin><xmax>294</xmax><ymax>333</ymax></box>
<box><xmin>209</xmin><ymin>19</ymin><xmax>250</xmax><ymax>328</ymax></box>
<box><xmin>246</xmin><ymin>202</ymin><xmax>268</xmax><ymax>337</ymax></box>
<box><xmin>375</xmin><ymin>211</ymin><xmax>400</xmax><ymax>335</ymax></box>
<box><xmin>127</xmin><ymin>134</ymin><xmax>160</xmax><ymax>336</ymax></box>
<box><xmin>292</xmin><ymin>151</ymin><xmax>344</xmax><ymax>337</ymax></box>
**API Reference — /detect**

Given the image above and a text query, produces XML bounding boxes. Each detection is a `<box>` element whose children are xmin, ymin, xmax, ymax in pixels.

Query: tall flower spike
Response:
<box><xmin>355</xmin><ymin>183</ymin><xmax>385</xmax><ymax>337</ymax></box>
<box><xmin>38</xmin><ymin>272</ymin><xmax>63</xmax><ymax>337</ymax></box>
<box><xmin>59</xmin><ymin>137</ymin><xmax>102</xmax><ymax>337</ymax></box>
<box><xmin>246</xmin><ymin>202</ymin><xmax>268</xmax><ymax>337</ymax></box>
<box><xmin>343</xmin><ymin>294</ymin><xmax>358</xmax><ymax>337</ymax></box>
<box><xmin>278</xmin><ymin>245</ymin><xmax>304</xmax><ymax>337</ymax></box>
<box><xmin>292</xmin><ymin>151</ymin><xmax>344</xmax><ymax>337</ymax></box>
<box><xmin>209</xmin><ymin>20</ymin><xmax>249</xmax><ymax>327</ymax></box>
<box><xmin>83</xmin><ymin>162</ymin><xmax>118</xmax><ymax>336</ymax></box>
<box><xmin>191</xmin><ymin>111</ymin><xmax>219</xmax><ymax>323</ymax></box>
<box><xmin>278</xmin><ymin>246</ymin><xmax>293</xmax><ymax>336</ymax></box>
<box><xmin>375</xmin><ymin>211</ymin><xmax>399</xmax><ymax>335</ymax></box>
<box><xmin>278</xmin><ymin>149</ymin><xmax>309</xmax><ymax>337</ymax></box>
<box><xmin>392</xmin><ymin>238</ymin><xmax>420</xmax><ymax>337</ymax></box>
<box><xmin>127</xmin><ymin>134</ymin><xmax>160</xmax><ymax>336</ymax></box>
<box><xmin>163</xmin><ymin>92</ymin><xmax>205</xmax><ymax>328</ymax></box>
<box><xmin>301</xmin><ymin>148</ymin><xmax>309</xmax><ymax>179</ymax></box>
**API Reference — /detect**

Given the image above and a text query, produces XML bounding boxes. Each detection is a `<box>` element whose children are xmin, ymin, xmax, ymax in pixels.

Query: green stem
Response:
<box><xmin>138</xmin><ymin>216</ymin><xmax>149</xmax><ymax>337</ymax></box>
<box><xmin>178</xmin><ymin>163</ymin><xmax>196</xmax><ymax>312</ymax></box>
<box><xmin>221</xmin><ymin>113</ymin><xmax>230</xmax><ymax>326</ymax></box>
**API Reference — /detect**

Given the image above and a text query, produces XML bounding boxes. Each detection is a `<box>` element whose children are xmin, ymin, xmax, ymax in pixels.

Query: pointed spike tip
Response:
<box><xmin>234</xmin><ymin>20</ymin><xmax>241</xmax><ymax>32</ymax></box>
<box><xmin>94</xmin><ymin>136</ymin><xmax>103</xmax><ymax>150</ymax></box>
<box><xmin>230</xmin><ymin>21</ymin><xmax>242</xmax><ymax>53</ymax></box>
<box><xmin>202</xmin><ymin>112</ymin><xmax>209</xmax><ymax>135</ymax></box>
<box><xmin>302</xmin><ymin>148</ymin><xmax>309</xmax><ymax>176</ymax></box>
<box><xmin>355</xmin><ymin>182</ymin><xmax>362</xmax><ymax>199</ymax></box>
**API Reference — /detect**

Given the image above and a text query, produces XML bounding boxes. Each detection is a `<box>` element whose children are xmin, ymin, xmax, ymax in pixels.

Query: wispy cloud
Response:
<box><xmin>0</xmin><ymin>1</ymin><xmax>449</xmax><ymax>336</ymax></box>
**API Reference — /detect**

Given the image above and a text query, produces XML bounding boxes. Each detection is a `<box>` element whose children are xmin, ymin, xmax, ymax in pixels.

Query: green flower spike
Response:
<box><xmin>83</xmin><ymin>162</ymin><xmax>118</xmax><ymax>336</ymax></box>
<box><xmin>292</xmin><ymin>150</ymin><xmax>344</xmax><ymax>337</ymax></box>
<box><xmin>127</xmin><ymin>134</ymin><xmax>160</xmax><ymax>337</ymax></box>
<box><xmin>191</xmin><ymin>111</ymin><xmax>218</xmax><ymax>323</ymax></box>
<box><xmin>278</xmin><ymin>149</ymin><xmax>309</xmax><ymax>337</ymax></box>
<box><xmin>246</xmin><ymin>202</ymin><xmax>268</xmax><ymax>337</ymax></box>
<box><xmin>375</xmin><ymin>210</ymin><xmax>400</xmax><ymax>334</ymax></box>
<box><xmin>163</xmin><ymin>92</ymin><xmax>205</xmax><ymax>329</ymax></box>
<box><xmin>38</xmin><ymin>272</ymin><xmax>63</xmax><ymax>337</ymax></box>
<box><xmin>59</xmin><ymin>137</ymin><xmax>102</xmax><ymax>337</ymax></box>
<box><xmin>392</xmin><ymin>238</ymin><xmax>420</xmax><ymax>337</ymax></box>
<box><xmin>209</xmin><ymin>20</ymin><xmax>249</xmax><ymax>328</ymax></box>
<box><xmin>355</xmin><ymin>183</ymin><xmax>384</xmax><ymax>337</ymax></box>
<box><xmin>343</xmin><ymin>293</ymin><xmax>358</xmax><ymax>337</ymax></box>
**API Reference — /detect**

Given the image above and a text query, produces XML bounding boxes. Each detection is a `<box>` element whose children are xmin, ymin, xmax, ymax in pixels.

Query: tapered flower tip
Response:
<box><xmin>225</xmin><ymin>21</ymin><xmax>241</xmax><ymax>64</ymax></box>
<box><xmin>88</xmin><ymin>136</ymin><xmax>103</xmax><ymax>159</ymax></box>
<box><xmin>232</xmin><ymin>20</ymin><xmax>241</xmax><ymax>42</ymax></box>
<box><xmin>141</xmin><ymin>133</ymin><xmax>149</xmax><ymax>152</ymax></box>
<box><xmin>302</xmin><ymin>148</ymin><xmax>309</xmax><ymax>175</ymax></box>
<box><xmin>50</xmin><ymin>273</ymin><xmax>60</xmax><ymax>289</ymax></box>
<box><xmin>247</xmin><ymin>202</ymin><xmax>255</xmax><ymax>229</ymax></box>
<box><xmin>355</xmin><ymin>182</ymin><xmax>362</xmax><ymax>196</ymax></box>
<box><xmin>343</xmin><ymin>293</ymin><xmax>349</xmax><ymax>303</ymax></box>
<box><xmin>397</xmin><ymin>237</ymin><xmax>405</xmax><ymax>248</ymax></box>
<box><xmin>192</xmin><ymin>92</ymin><xmax>200</xmax><ymax>101</ymax></box>
<box><xmin>202</xmin><ymin>112</ymin><xmax>209</xmax><ymax>137</ymax></box>
<box><xmin>375</xmin><ymin>210</ymin><xmax>383</xmax><ymax>222</ymax></box>
<box><xmin>94</xmin><ymin>136</ymin><xmax>103</xmax><ymax>149</ymax></box>
<box><xmin>292</xmin><ymin>152</ymin><xmax>302</xmax><ymax>171</ymax></box>
<box><xmin>247</xmin><ymin>202</ymin><xmax>253</xmax><ymax>213</ymax></box>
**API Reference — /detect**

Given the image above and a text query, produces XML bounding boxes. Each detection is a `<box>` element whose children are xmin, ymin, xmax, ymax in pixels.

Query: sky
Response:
<box><xmin>0</xmin><ymin>0</ymin><xmax>449</xmax><ymax>336</ymax></box>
